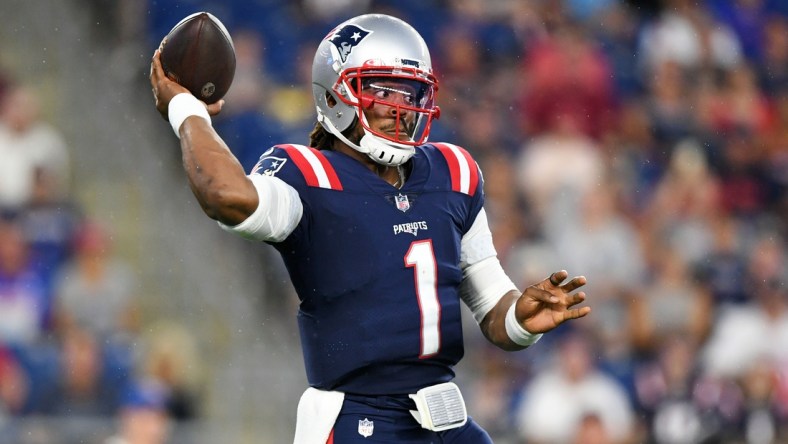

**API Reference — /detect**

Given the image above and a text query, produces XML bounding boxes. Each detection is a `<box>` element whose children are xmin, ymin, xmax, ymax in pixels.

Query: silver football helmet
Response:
<box><xmin>312</xmin><ymin>14</ymin><xmax>440</xmax><ymax>166</ymax></box>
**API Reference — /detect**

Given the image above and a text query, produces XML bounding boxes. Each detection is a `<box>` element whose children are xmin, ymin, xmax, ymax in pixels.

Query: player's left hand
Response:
<box><xmin>149</xmin><ymin>47</ymin><xmax>224</xmax><ymax>120</ymax></box>
<box><xmin>515</xmin><ymin>270</ymin><xmax>590</xmax><ymax>334</ymax></box>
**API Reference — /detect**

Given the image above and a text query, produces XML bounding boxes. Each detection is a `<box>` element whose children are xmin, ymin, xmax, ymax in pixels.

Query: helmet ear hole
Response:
<box><xmin>326</xmin><ymin>92</ymin><xmax>337</xmax><ymax>108</ymax></box>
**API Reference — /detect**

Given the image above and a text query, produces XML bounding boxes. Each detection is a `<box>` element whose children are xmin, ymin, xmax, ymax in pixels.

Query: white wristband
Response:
<box><xmin>168</xmin><ymin>93</ymin><xmax>211</xmax><ymax>138</ymax></box>
<box><xmin>505</xmin><ymin>302</ymin><xmax>543</xmax><ymax>347</ymax></box>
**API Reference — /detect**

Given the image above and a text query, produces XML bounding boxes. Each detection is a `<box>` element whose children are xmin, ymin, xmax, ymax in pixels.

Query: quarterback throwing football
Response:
<box><xmin>150</xmin><ymin>13</ymin><xmax>590</xmax><ymax>443</ymax></box>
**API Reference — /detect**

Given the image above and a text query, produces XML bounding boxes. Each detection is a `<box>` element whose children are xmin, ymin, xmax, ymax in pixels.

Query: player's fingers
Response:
<box><xmin>562</xmin><ymin>306</ymin><xmax>591</xmax><ymax>321</ymax></box>
<box><xmin>523</xmin><ymin>287</ymin><xmax>558</xmax><ymax>305</ymax></box>
<box><xmin>565</xmin><ymin>292</ymin><xmax>586</xmax><ymax>308</ymax></box>
<box><xmin>150</xmin><ymin>51</ymin><xmax>163</xmax><ymax>81</ymax></box>
<box><xmin>205</xmin><ymin>99</ymin><xmax>224</xmax><ymax>116</ymax></box>
<box><xmin>548</xmin><ymin>270</ymin><xmax>567</xmax><ymax>287</ymax></box>
<box><xmin>560</xmin><ymin>276</ymin><xmax>587</xmax><ymax>293</ymax></box>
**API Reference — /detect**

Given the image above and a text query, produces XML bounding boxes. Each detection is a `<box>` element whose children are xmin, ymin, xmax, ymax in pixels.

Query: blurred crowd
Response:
<box><xmin>0</xmin><ymin>60</ymin><xmax>202</xmax><ymax>443</ymax></box>
<box><xmin>2</xmin><ymin>0</ymin><xmax>787</xmax><ymax>443</ymax></box>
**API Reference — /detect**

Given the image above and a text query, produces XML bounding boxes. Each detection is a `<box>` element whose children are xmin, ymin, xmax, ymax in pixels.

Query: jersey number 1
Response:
<box><xmin>405</xmin><ymin>240</ymin><xmax>441</xmax><ymax>358</ymax></box>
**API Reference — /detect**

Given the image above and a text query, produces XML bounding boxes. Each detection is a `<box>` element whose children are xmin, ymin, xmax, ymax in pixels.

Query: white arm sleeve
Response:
<box><xmin>219</xmin><ymin>174</ymin><xmax>303</xmax><ymax>242</ymax></box>
<box><xmin>459</xmin><ymin>208</ymin><xmax>519</xmax><ymax>324</ymax></box>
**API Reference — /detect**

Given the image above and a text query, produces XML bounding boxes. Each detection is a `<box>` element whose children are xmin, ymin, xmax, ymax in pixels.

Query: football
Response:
<box><xmin>160</xmin><ymin>12</ymin><xmax>236</xmax><ymax>104</ymax></box>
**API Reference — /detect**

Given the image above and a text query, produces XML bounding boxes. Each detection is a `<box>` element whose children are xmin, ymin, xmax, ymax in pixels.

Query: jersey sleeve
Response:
<box><xmin>220</xmin><ymin>144</ymin><xmax>347</xmax><ymax>243</ymax></box>
<box><xmin>218</xmin><ymin>173</ymin><xmax>303</xmax><ymax>242</ymax></box>
<box><xmin>459</xmin><ymin>208</ymin><xmax>518</xmax><ymax>324</ymax></box>
<box><xmin>218</xmin><ymin>145</ymin><xmax>311</xmax><ymax>242</ymax></box>
<box><xmin>431</xmin><ymin>142</ymin><xmax>485</xmax><ymax>235</ymax></box>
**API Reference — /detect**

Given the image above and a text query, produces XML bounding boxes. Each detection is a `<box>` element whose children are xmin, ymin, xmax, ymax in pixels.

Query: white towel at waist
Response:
<box><xmin>293</xmin><ymin>387</ymin><xmax>345</xmax><ymax>444</ymax></box>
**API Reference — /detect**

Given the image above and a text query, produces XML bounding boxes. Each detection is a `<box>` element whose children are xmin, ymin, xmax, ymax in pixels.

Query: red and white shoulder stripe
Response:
<box><xmin>280</xmin><ymin>144</ymin><xmax>343</xmax><ymax>191</ymax></box>
<box><xmin>433</xmin><ymin>142</ymin><xmax>480</xmax><ymax>196</ymax></box>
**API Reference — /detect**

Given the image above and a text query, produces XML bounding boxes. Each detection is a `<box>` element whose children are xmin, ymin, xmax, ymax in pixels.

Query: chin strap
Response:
<box><xmin>359</xmin><ymin>133</ymin><xmax>414</xmax><ymax>166</ymax></box>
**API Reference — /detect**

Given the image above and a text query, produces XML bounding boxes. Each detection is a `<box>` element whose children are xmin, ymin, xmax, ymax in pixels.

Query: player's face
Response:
<box><xmin>360</xmin><ymin>78</ymin><xmax>424</xmax><ymax>142</ymax></box>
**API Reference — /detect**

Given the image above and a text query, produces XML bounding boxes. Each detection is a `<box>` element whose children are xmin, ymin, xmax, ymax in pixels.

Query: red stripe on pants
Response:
<box><xmin>326</xmin><ymin>428</ymin><xmax>335</xmax><ymax>444</ymax></box>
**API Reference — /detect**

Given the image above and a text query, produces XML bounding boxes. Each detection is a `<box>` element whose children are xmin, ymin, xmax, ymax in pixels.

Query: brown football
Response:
<box><xmin>160</xmin><ymin>12</ymin><xmax>235</xmax><ymax>104</ymax></box>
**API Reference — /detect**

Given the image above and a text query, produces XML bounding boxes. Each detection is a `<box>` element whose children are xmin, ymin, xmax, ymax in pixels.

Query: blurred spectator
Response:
<box><xmin>761</xmin><ymin>90</ymin><xmax>788</xmax><ymax>219</ymax></box>
<box><xmin>634</xmin><ymin>336</ymin><xmax>718</xmax><ymax>443</ymax></box>
<box><xmin>745</xmin><ymin>231</ymin><xmax>787</xmax><ymax>295</ymax></box>
<box><xmin>515</xmin><ymin>332</ymin><xmax>635</xmax><ymax>444</ymax></box>
<box><xmin>642</xmin><ymin>139</ymin><xmax>722</xmax><ymax>266</ymax></box>
<box><xmin>642</xmin><ymin>60</ymin><xmax>697</xmax><ymax>153</ymax></box>
<box><xmin>463</xmin><ymin>345</ymin><xmax>529</xmax><ymax>441</ymax></box>
<box><xmin>445</xmin><ymin>0</ymin><xmax>525</xmax><ymax>65</ymax></box>
<box><xmin>708</xmin><ymin>0</ymin><xmax>776</xmax><ymax>62</ymax></box>
<box><xmin>730</xmin><ymin>358</ymin><xmax>784</xmax><ymax>443</ymax></box>
<box><xmin>695</xmin><ymin>215</ymin><xmax>751</xmax><ymax>307</ymax></box>
<box><xmin>709</xmin><ymin>63</ymin><xmax>773</xmax><ymax>136</ymax></box>
<box><xmin>0</xmin><ymin>346</ymin><xmax>29</xmax><ymax>417</ymax></box>
<box><xmin>430</xmin><ymin>23</ymin><xmax>486</xmax><ymax>129</ymax></box>
<box><xmin>39</xmin><ymin>327</ymin><xmax>129</xmax><ymax>418</ymax></box>
<box><xmin>592</xmin><ymin>3</ymin><xmax>643</xmax><ymax>98</ymax></box>
<box><xmin>53</xmin><ymin>220</ymin><xmax>140</xmax><ymax>343</ymax></box>
<box><xmin>4</xmin><ymin>326</ymin><xmax>136</xmax><ymax>444</ymax></box>
<box><xmin>756</xmin><ymin>16</ymin><xmax>788</xmax><ymax>93</ymax></box>
<box><xmin>16</xmin><ymin>165</ymin><xmax>84</xmax><ymax>290</ymax></box>
<box><xmin>506</xmin><ymin>1</ymin><xmax>548</xmax><ymax>46</ymax></box>
<box><xmin>518</xmin><ymin>21</ymin><xmax>616</xmax><ymax>139</ymax></box>
<box><xmin>0</xmin><ymin>346</ymin><xmax>26</xmax><ymax>443</ymax></box>
<box><xmin>716</xmin><ymin>130</ymin><xmax>771</xmax><ymax>219</ymax></box>
<box><xmin>630</xmin><ymin>247</ymin><xmax>712</xmax><ymax>354</ymax></box>
<box><xmin>105</xmin><ymin>379</ymin><xmax>171</xmax><ymax>444</ymax></box>
<box><xmin>0</xmin><ymin>218</ymin><xmax>49</xmax><ymax>346</ymax></box>
<box><xmin>638</xmin><ymin>0</ymin><xmax>742</xmax><ymax>73</ymax></box>
<box><xmin>602</xmin><ymin>100</ymin><xmax>664</xmax><ymax>215</ymax></box>
<box><xmin>515</xmin><ymin>112</ymin><xmax>606</xmax><ymax>228</ymax></box>
<box><xmin>453</xmin><ymin>98</ymin><xmax>521</xmax><ymax>159</ymax></box>
<box><xmin>571</xmin><ymin>412</ymin><xmax>616</xmax><ymax>444</ymax></box>
<box><xmin>138</xmin><ymin>321</ymin><xmax>203</xmax><ymax>422</ymax></box>
<box><xmin>0</xmin><ymin>85</ymin><xmax>70</xmax><ymax>210</ymax></box>
<box><xmin>700</xmin><ymin>266</ymin><xmax>788</xmax><ymax>379</ymax></box>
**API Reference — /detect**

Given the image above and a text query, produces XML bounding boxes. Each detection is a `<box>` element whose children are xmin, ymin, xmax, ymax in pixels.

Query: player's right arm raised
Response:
<box><xmin>150</xmin><ymin>49</ymin><xmax>257</xmax><ymax>226</ymax></box>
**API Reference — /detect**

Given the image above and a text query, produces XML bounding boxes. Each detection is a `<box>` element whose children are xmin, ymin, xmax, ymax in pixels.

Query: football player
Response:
<box><xmin>150</xmin><ymin>13</ymin><xmax>590</xmax><ymax>443</ymax></box>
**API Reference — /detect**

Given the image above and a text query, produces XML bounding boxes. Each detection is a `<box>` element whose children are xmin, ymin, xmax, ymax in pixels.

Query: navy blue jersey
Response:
<box><xmin>253</xmin><ymin>143</ymin><xmax>485</xmax><ymax>395</ymax></box>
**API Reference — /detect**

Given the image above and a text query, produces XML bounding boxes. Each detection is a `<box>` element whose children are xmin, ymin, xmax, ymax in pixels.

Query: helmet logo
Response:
<box><xmin>327</xmin><ymin>24</ymin><xmax>372</xmax><ymax>63</ymax></box>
